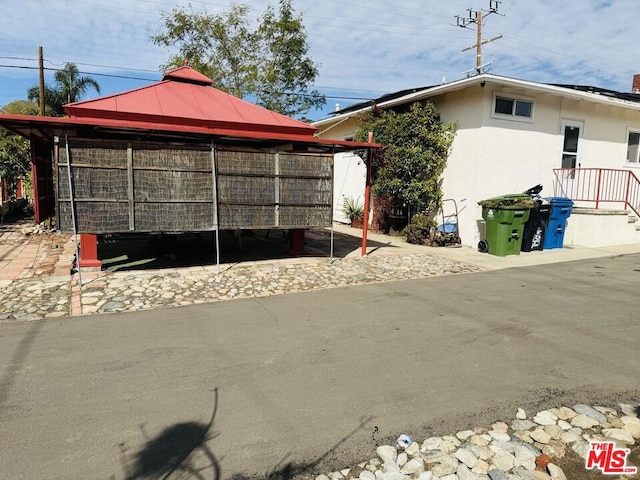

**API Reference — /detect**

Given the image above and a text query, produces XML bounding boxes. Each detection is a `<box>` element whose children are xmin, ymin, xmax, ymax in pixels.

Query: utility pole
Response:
<box><xmin>38</xmin><ymin>46</ymin><xmax>45</xmax><ymax>116</ymax></box>
<box><xmin>455</xmin><ymin>0</ymin><xmax>503</xmax><ymax>73</ymax></box>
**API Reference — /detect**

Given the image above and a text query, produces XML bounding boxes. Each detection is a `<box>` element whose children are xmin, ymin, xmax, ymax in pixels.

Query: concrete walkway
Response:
<box><xmin>337</xmin><ymin>223</ymin><xmax>640</xmax><ymax>268</ymax></box>
<box><xmin>0</xmin><ymin>222</ymin><xmax>72</xmax><ymax>281</ymax></box>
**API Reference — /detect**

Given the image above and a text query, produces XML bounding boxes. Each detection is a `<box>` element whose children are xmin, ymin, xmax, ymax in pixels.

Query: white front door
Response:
<box><xmin>559</xmin><ymin>119</ymin><xmax>584</xmax><ymax>195</ymax></box>
<box><xmin>561</xmin><ymin>120</ymin><xmax>583</xmax><ymax>169</ymax></box>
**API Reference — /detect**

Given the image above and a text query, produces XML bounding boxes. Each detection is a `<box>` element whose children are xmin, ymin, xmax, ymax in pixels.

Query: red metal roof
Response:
<box><xmin>64</xmin><ymin>65</ymin><xmax>317</xmax><ymax>136</ymax></box>
<box><xmin>162</xmin><ymin>65</ymin><xmax>214</xmax><ymax>85</ymax></box>
<box><xmin>0</xmin><ymin>113</ymin><xmax>381</xmax><ymax>152</ymax></box>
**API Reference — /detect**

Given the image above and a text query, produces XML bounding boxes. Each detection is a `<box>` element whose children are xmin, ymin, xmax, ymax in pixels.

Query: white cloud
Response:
<box><xmin>0</xmin><ymin>0</ymin><xmax>639</xmax><ymax>118</ymax></box>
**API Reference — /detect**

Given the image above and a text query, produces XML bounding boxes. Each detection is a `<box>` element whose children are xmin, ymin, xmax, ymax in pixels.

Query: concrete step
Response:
<box><xmin>568</xmin><ymin>208</ymin><xmax>640</xmax><ymax>247</ymax></box>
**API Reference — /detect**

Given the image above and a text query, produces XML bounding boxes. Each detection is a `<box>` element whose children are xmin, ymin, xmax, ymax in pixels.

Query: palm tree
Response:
<box><xmin>27</xmin><ymin>62</ymin><xmax>100</xmax><ymax>116</ymax></box>
<box><xmin>54</xmin><ymin>62</ymin><xmax>101</xmax><ymax>104</ymax></box>
<box><xmin>27</xmin><ymin>84</ymin><xmax>65</xmax><ymax>116</ymax></box>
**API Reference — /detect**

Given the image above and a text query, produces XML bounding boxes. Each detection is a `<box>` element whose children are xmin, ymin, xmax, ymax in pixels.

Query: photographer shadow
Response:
<box><xmin>120</xmin><ymin>387</ymin><xmax>373</xmax><ymax>480</ymax></box>
<box><xmin>122</xmin><ymin>389</ymin><xmax>221</xmax><ymax>480</ymax></box>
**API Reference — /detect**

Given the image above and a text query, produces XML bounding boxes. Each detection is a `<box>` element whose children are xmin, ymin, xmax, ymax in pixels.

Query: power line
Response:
<box><xmin>0</xmin><ymin>56</ymin><xmax>162</xmax><ymax>75</ymax></box>
<box><xmin>0</xmin><ymin>63</ymin><xmax>379</xmax><ymax>102</ymax></box>
<box><xmin>0</xmin><ymin>56</ymin><xmax>37</xmax><ymax>62</ymax></box>
<box><xmin>0</xmin><ymin>56</ymin><xmax>391</xmax><ymax>95</ymax></box>
<box><xmin>0</xmin><ymin>64</ymin><xmax>158</xmax><ymax>82</ymax></box>
<box><xmin>61</xmin><ymin>0</ymin><xmax>450</xmax><ymax>35</ymax></box>
<box><xmin>46</xmin><ymin>60</ymin><xmax>161</xmax><ymax>74</ymax></box>
<box><xmin>1</xmin><ymin>2</ymin><xmax>636</xmax><ymax>102</ymax></box>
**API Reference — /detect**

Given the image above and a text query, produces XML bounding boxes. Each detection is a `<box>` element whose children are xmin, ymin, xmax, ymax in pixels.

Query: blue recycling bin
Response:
<box><xmin>544</xmin><ymin>197</ymin><xmax>573</xmax><ymax>249</ymax></box>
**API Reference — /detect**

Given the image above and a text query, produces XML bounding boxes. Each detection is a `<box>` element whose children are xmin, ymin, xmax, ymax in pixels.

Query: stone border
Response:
<box><xmin>315</xmin><ymin>403</ymin><xmax>640</xmax><ymax>480</ymax></box>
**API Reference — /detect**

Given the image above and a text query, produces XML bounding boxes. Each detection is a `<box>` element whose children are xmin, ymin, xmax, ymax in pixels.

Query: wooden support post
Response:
<box><xmin>289</xmin><ymin>228</ymin><xmax>306</xmax><ymax>255</ymax></box>
<box><xmin>127</xmin><ymin>144</ymin><xmax>134</xmax><ymax>230</ymax></box>
<box><xmin>79</xmin><ymin>233</ymin><xmax>102</xmax><ymax>269</ymax></box>
<box><xmin>38</xmin><ymin>46</ymin><xmax>45</xmax><ymax>116</ymax></box>
<box><xmin>31</xmin><ymin>159</ymin><xmax>41</xmax><ymax>223</ymax></box>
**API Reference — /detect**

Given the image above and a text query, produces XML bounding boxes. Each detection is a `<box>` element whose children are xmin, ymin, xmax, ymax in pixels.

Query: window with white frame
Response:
<box><xmin>492</xmin><ymin>94</ymin><xmax>534</xmax><ymax>120</ymax></box>
<box><xmin>627</xmin><ymin>131</ymin><xmax>640</xmax><ymax>164</ymax></box>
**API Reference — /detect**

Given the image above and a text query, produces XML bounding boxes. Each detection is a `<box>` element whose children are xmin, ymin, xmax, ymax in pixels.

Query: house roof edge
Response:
<box><xmin>313</xmin><ymin>74</ymin><xmax>640</xmax><ymax>129</ymax></box>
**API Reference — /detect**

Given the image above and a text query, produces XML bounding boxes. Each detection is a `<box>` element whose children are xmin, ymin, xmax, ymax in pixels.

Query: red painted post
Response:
<box><xmin>31</xmin><ymin>161</ymin><xmax>41</xmax><ymax>223</ymax></box>
<box><xmin>79</xmin><ymin>233</ymin><xmax>102</xmax><ymax>268</ymax></box>
<box><xmin>595</xmin><ymin>168</ymin><xmax>602</xmax><ymax>210</ymax></box>
<box><xmin>288</xmin><ymin>228</ymin><xmax>306</xmax><ymax>255</ymax></box>
<box><xmin>625</xmin><ymin>170</ymin><xmax>632</xmax><ymax>211</ymax></box>
<box><xmin>361</xmin><ymin>132</ymin><xmax>373</xmax><ymax>256</ymax></box>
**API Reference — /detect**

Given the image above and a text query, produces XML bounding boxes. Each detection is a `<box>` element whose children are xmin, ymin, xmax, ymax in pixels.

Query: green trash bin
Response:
<box><xmin>478</xmin><ymin>194</ymin><xmax>534</xmax><ymax>257</ymax></box>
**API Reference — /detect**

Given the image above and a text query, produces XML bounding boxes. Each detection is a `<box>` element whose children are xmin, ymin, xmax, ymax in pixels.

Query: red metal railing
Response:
<box><xmin>552</xmin><ymin>168</ymin><xmax>640</xmax><ymax>218</ymax></box>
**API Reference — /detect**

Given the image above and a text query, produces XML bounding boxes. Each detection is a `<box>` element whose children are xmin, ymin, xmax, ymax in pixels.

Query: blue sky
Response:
<box><xmin>0</xmin><ymin>0</ymin><xmax>639</xmax><ymax>121</ymax></box>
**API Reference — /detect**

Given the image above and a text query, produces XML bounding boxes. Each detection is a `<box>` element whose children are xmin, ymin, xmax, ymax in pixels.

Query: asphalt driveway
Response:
<box><xmin>1</xmin><ymin>254</ymin><xmax>640</xmax><ymax>479</ymax></box>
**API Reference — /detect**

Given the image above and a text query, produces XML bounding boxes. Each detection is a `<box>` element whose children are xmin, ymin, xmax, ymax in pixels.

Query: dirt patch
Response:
<box><xmin>555</xmin><ymin>444</ymin><xmax>639</xmax><ymax>480</ymax></box>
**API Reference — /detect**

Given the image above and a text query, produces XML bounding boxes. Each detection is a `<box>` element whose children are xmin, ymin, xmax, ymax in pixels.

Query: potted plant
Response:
<box><xmin>343</xmin><ymin>197</ymin><xmax>364</xmax><ymax>228</ymax></box>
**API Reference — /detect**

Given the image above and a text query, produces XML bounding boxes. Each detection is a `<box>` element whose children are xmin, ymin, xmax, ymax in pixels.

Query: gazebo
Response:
<box><xmin>0</xmin><ymin>66</ymin><xmax>379</xmax><ymax>270</ymax></box>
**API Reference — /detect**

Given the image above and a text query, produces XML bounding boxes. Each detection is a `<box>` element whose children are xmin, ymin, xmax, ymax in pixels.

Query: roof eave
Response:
<box><xmin>0</xmin><ymin>113</ymin><xmax>380</xmax><ymax>152</ymax></box>
<box><xmin>313</xmin><ymin>74</ymin><xmax>640</xmax><ymax>128</ymax></box>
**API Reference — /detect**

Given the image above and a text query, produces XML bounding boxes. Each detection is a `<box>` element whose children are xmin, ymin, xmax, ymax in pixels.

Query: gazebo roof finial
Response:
<box><xmin>161</xmin><ymin>64</ymin><xmax>213</xmax><ymax>86</ymax></box>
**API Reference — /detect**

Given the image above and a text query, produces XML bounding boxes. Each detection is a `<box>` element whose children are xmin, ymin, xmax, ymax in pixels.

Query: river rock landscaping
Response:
<box><xmin>313</xmin><ymin>404</ymin><xmax>640</xmax><ymax>480</ymax></box>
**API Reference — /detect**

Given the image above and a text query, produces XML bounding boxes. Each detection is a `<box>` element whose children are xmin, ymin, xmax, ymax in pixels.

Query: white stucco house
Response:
<box><xmin>313</xmin><ymin>73</ymin><xmax>640</xmax><ymax>248</ymax></box>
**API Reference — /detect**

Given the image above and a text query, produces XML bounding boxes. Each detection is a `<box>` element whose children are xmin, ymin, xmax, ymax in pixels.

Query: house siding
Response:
<box><xmin>315</xmin><ymin>76</ymin><xmax>640</xmax><ymax>246</ymax></box>
<box><xmin>432</xmin><ymin>84</ymin><xmax>640</xmax><ymax>246</ymax></box>
<box><xmin>315</xmin><ymin>118</ymin><xmax>367</xmax><ymax>223</ymax></box>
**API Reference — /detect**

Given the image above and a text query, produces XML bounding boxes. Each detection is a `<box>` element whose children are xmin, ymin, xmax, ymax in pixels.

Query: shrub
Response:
<box><xmin>372</xmin><ymin>196</ymin><xmax>393</xmax><ymax>233</ymax></box>
<box><xmin>342</xmin><ymin>197</ymin><xmax>364</xmax><ymax>222</ymax></box>
<box><xmin>403</xmin><ymin>213</ymin><xmax>437</xmax><ymax>245</ymax></box>
<box><xmin>354</xmin><ymin>101</ymin><xmax>456</xmax><ymax>217</ymax></box>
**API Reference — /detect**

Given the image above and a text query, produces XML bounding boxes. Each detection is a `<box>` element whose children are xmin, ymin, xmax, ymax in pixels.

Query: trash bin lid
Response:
<box><xmin>478</xmin><ymin>193</ymin><xmax>534</xmax><ymax>209</ymax></box>
<box><xmin>545</xmin><ymin>197</ymin><xmax>574</xmax><ymax>207</ymax></box>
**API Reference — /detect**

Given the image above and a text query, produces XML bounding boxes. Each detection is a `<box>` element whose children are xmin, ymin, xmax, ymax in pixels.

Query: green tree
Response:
<box><xmin>28</xmin><ymin>62</ymin><xmax>100</xmax><ymax>116</ymax></box>
<box><xmin>26</xmin><ymin>84</ymin><xmax>64</xmax><ymax>116</ymax></box>
<box><xmin>354</xmin><ymin>102</ymin><xmax>456</xmax><ymax>215</ymax></box>
<box><xmin>152</xmin><ymin>3</ymin><xmax>260</xmax><ymax>99</ymax></box>
<box><xmin>151</xmin><ymin>0</ymin><xmax>325</xmax><ymax>118</ymax></box>
<box><xmin>256</xmin><ymin>0</ymin><xmax>324</xmax><ymax>117</ymax></box>
<box><xmin>53</xmin><ymin>63</ymin><xmax>101</xmax><ymax>104</ymax></box>
<box><xmin>0</xmin><ymin>101</ymin><xmax>39</xmax><ymax>196</ymax></box>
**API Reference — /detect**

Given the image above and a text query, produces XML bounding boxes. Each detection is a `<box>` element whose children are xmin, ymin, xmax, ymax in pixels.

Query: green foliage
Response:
<box><xmin>28</xmin><ymin>63</ymin><xmax>100</xmax><ymax>116</ymax></box>
<box><xmin>53</xmin><ymin>63</ymin><xmax>101</xmax><ymax>105</ymax></box>
<box><xmin>257</xmin><ymin>0</ymin><xmax>324</xmax><ymax>118</ymax></box>
<box><xmin>342</xmin><ymin>196</ymin><xmax>364</xmax><ymax>221</ymax></box>
<box><xmin>3</xmin><ymin>101</ymin><xmax>39</xmax><ymax>116</ymax></box>
<box><xmin>354</xmin><ymin>102</ymin><xmax>456</xmax><ymax>214</ymax></box>
<box><xmin>0</xmin><ymin>101</ymin><xmax>38</xmax><ymax>194</ymax></box>
<box><xmin>27</xmin><ymin>84</ymin><xmax>64</xmax><ymax>116</ymax></box>
<box><xmin>151</xmin><ymin>0</ymin><xmax>325</xmax><ymax>118</ymax></box>
<box><xmin>402</xmin><ymin>213</ymin><xmax>437</xmax><ymax>245</ymax></box>
<box><xmin>477</xmin><ymin>195</ymin><xmax>534</xmax><ymax>209</ymax></box>
<box><xmin>152</xmin><ymin>3</ymin><xmax>259</xmax><ymax>99</ymax></box>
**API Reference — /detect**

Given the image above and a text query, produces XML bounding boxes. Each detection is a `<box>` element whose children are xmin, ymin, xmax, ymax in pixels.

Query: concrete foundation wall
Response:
<box><xmin>565</xmin><ymin>208</ymin><xmax>639</xmax><ymax>247</ymax></box>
